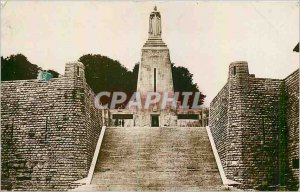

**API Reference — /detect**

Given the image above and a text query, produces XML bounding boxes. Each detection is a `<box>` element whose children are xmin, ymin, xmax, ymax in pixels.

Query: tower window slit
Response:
<box><xmin>77</xmin><ymin>66</ymin><xmax>80</xmax><ymax>76</ymax></box>
<box><xmin>292</xmin><ymin>159</ymin><xmax>299</xmax><ymax>169</ymax></box>
<box><xmin>45</xmin><ymin>116</ymin><xmax>48</xmax><ymax>143</ymax></box>
<box><xmin>233</xmin><ymin>66</ymin><xmax>236</xmax><ymax>76</ymax></box>
<box><xmin>154</xmin><ymin>68</ymin><xmax>156</xmax><ymax>92</ymax></box>
<box><xmin>262</xmin><ymin>117</ymin><xmax>265</xmax><ymax>145</ymax></box>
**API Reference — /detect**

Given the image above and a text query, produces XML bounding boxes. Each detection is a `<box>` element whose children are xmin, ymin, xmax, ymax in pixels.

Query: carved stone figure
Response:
<box><xmin>149</xmin><ymin>6</ymin><xmax>161</xmax><ymax>37</ymax></box>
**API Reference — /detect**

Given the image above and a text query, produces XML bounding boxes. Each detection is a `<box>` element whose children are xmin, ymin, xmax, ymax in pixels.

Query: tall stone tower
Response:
<box><xmin>137</xmin><ymin>6</ymin><xmax>174</xmax><ymax>94</ymax></box>
<box><xmin>135</xmin><ymin>6</ymin><xmax>176</xmax><ymax>127</ymax></box>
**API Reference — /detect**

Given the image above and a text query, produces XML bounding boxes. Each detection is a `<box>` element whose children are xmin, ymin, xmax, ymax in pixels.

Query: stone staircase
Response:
<box><xmin>75</xmin><ymin>127</ymin><xmax>224</xmax><ymax>191</ymax></box>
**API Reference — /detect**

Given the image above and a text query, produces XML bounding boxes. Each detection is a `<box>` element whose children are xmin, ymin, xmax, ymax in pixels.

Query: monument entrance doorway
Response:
<box><xmin>151</xmin><ymin>115</ymin><xmax>159</xmax><ymax>127</ymax></box>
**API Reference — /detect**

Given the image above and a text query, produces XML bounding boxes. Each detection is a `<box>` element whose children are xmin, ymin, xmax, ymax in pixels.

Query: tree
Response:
<box><xmin>1</xmin><ymin>54</ymin><xmax>59</xmax><ymax>81</ymax></box>
<box><xmin>79</xmin><ymin>54</ymin><xmax>135</xmax><ymax>93</ymax></box>
<box><xmin>171</xmin><ymin>63</ymin><xmax>205</xmax><ymax>106</ymax></box>
<box><xmin>132</xmin><ymin>62</ymin><xmax>139</xmax><ymax>86</ymax></box>
<box><xmin>47</xmin><ymin>70</ymin><xmax>59</xmax><ymax>78</ymax></box>
<box><xmin>1</xmin><ymin>54</ymin><xmax>41</xmax><ymax>81</ymax></box>
<box><xmin>79</xmin><ymin>54</ymin><xmax>135</xmax><ymax>108</ymax></box>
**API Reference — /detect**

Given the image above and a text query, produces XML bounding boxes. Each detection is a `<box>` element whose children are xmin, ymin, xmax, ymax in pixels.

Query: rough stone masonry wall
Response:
<box><xmin>209</xmin><ymin>82</ymin><xmax>229</xmax><ymax>172</ymax></box>
<box><xmin>285</xmin><ymin>69</ymin><xmax>299</xmax><ymax>181</ymax></box>
<box><xmin>240</xmin><ymin>77</ymin><xmax>282</xmax><ymax>189</ymax></box>
<box><xmin>1</xmin><ymin>63</ymin><xmax>103</xmax><ymax>190</ymax></box>
<box><xmin>83</xmin><ymin>84</ymin><xmax>103</xmax><ymax>167</ymax></box>
<box><xmin>210</xmin><ymin>62</ymin><xmax>299</xmax><ymax>190</ymax></box>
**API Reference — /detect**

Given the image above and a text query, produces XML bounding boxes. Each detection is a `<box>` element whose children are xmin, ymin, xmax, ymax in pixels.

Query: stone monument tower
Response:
<box><xmin>137</xmin><ymin>6</ymin><xmax>174</xmax><ymax>95</ymax></box>
<box><xmin>135</xmin><ymin>6</ymin><xmax>177</xmax><ymax>127</ymax></box>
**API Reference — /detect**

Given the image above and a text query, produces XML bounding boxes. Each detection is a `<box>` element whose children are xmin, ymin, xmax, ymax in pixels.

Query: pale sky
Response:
<box><xmin>1</xmin><ymin>1</ymin><xmax>299</xmax><ymax>106</ymax></box>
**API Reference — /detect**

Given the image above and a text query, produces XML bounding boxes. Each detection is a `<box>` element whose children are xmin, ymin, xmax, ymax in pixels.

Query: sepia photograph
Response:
<box><xmin>1</xmin><ymin>1</ymin><xmax>299</xmax><ymax>191</ymax></box>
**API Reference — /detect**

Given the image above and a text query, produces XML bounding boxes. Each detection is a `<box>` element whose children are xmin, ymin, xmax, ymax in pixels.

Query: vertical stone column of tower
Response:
<box><xmin>135</xmin><ymin>6</ymin><xmax>176</xmax><ymax>127</ymax></box>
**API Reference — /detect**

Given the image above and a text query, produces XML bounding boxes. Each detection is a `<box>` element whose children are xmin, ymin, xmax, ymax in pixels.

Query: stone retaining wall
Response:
<box><xmin>1</xmin><ymin>62</ymin><xmax>103</xmax><ymax>190</ymax></box>
<box><xmin>209</xmin><ymin>61</ymin><xmax>299</xmax><ymax>190</ymax></box>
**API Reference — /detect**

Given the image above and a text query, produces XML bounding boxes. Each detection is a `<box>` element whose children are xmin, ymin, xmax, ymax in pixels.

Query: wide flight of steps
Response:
<box><xmin>75</xmin><ymin>127</ymin><xmax>224</xmax><ymax>191</ymax></box>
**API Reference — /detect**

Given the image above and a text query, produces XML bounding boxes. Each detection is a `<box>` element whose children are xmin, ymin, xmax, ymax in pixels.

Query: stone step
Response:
<box><xmin>143</xmin><ymin>39</ymin><xmax>167</xmax><ymax>47</ymax></box>
<box><xmin>72</xmin><ymin>184</ymin><xmax>228</xmax><ymax>191</ymax></box>
<box><xmin>89</xmin><ymin>127</ymin><xmax>223</xmax><ymax>190</ymax></box>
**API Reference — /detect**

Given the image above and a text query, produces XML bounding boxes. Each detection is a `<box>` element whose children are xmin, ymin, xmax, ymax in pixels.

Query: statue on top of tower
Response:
<box><xmin>149</xmin><ymin>6</ymin><xmax>161</xmax><ymax>38</ymax></box>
